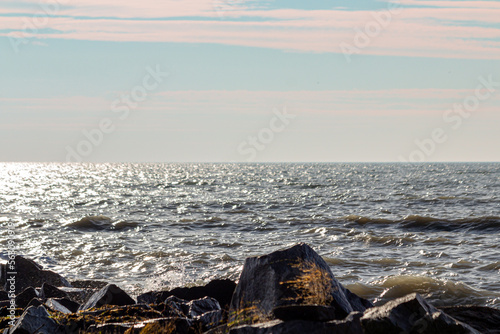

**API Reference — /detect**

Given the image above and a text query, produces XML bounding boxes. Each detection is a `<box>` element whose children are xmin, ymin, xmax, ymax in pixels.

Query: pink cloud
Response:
<box><xmin>1</xmin><ymin>2</ymin><xmax>500</xmax><ymax>59</ymax></box>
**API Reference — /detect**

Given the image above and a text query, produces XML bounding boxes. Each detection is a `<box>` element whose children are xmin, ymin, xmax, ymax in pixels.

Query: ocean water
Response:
<box><xmin>1</xmin><ymin>163</ymin><xmax>499</xmax><ymax>308</ymax></box>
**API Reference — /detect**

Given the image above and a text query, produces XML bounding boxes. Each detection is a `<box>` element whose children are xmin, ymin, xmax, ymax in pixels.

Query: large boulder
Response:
<box><xmin>138</xmin><ymin>279</ymin><xmax>236</xmax><ymax>310</ymax></box>
<box><xmin>229</xmin><ymin>243</ymin><xmax>372</xmax><ymax>323</ymax></box>
<box><xmin>8</xmin><ymin>305</ymin><xmax>61</xmax><ymax>334</ymax></box>
<box><xmin>439</xmin><ymin>305</ymin><xmax>500</xmax><ymax>334</ymax></box>
<box><xmin>79</xmin><ymin>284</ymin><xmax>135</xmax><ymax>310</ymax></box>
<box><xmin>1</xmin><ymin>256</ymin><xmax>70</xmax><ymax>294</ymax></box>
<box><xmin>361</xmin><ymin>293</ymin><xmax>480</xmax><ymax>334</ymax></box>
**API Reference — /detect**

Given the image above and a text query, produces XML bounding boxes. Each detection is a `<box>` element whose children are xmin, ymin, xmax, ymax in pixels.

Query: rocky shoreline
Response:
<box><xmin>1</xmin><ymin>243</ymin><xmax>499</xmax><ymax>333</ymax></box>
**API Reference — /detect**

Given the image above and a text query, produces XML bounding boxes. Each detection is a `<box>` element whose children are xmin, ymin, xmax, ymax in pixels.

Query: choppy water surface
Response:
<box><xmin>1</xmin><ymin>163</ymin><xmax>499</xmax><ymax>308</ymax></box>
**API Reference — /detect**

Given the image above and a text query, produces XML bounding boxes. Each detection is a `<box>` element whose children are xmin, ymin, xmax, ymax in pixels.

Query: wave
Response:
<box><xmin>346</xmin><ymin>275</ymin><xmax>500</xmax><ymax>309</ymax></box>
<box><xmin>65</xmin><ymin>216</ymin><xmax>139</xmax><ymax>231</ymax></box>
<box><xmin>341</xmin><ymin>215</ymin><xmax>500</xmax><ymax>232</ymax></box>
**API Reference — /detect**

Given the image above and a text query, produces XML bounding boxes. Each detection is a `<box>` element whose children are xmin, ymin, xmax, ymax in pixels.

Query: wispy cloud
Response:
<box><xmin>1</xmin><ymin>1</ymin><xmax>500</xmax><ymax>59</ymax></box>
<box><xmin>2</xmin><ymin>89</ymin><xmax>499</xmax><ymax>116</ymax></box>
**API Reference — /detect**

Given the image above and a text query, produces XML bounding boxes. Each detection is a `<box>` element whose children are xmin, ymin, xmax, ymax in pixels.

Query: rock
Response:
<box><xmin>15</xmin><ymin>287</ymin><xmax>38</xmax><ymax>309</ymax></box>
<box><xmin>188</xmin><ymin>297</ymin><xmax>223</xmax><ymax>329</ymax></box>
<box><xmin>0</xmin><ymin>291</ymin><xmax>8</xmax><ymax>301</ymax></box>
<box><xmin>8</xmin><ymin>305</ymin><xmax>61</xmax><ymax>334</ymax></box>
<box><xmin>25</xmin><ymin>298</ymin><xmax>43</xmax><ymax>308</ymax></box>
<box><xmin>62</xmin><ymin>282</ymin><xmax>107</xmax><ymax>305</ymax></box>
<box><xmin>136</xmin><ymin>292</ymin><xmax>155</xmax><ymax>305</ymax></box>
<box><xmin>137</xmin><ymin>279</ymin><xmax>236</xmax><ymax>310</ymax></box>
<box><xmin>439</xmin><ymin>305</ymin><xmax>500</xmax><ymax>334</ymax></box>
<box><xmin>1</xmin><ymin>256</ymin><xmax>71</xmax><ymax>294</ymax></box>
<box><xmin>229</xmin><ymin>312</ymin><xmax>363</xmax><ymax>334</ymax></box>
<box><xmin>45</xmin><ymin>298</ymin><xmax>80</xmax><ymax>314</ymax></box>
<box><xmin>57</xmin><ymin>286</ymin><xmax>91</xmax><ymax>305</ymax></box>
<box><xmin>195</xmin><ymin>310</ymin><xmax>224</xmax><ymax>330</ymax></box>
<box><xmin>229</xmin><ymin>243</ymin><xmax>372</xmax><ymax>323</ymax></box>
<box><xmin>39</xmin><ymin>283</ymin><xmax>69</xmax><ymax>300</ymax></box>
<box><xmin>160</xmin><ymin>295</ymin><xmax>222</xmax><ymax>318</ymax></box>
<box><xmin>272</xmin><ymin>304</ymin><xmax>338</xmax><ymax>322</ymax></box>
<box><xmin>188</xmin><ymin>296</ymin><xmax>221</xmax><ymax>317</ymax></box>
<box><xmin>79</xmin><ymin>284</ymin><xmax>135</xmax><ymax>310</ymax></box>
<box><xmin>361</xmin><ymin>293</ymin><xmax>480</xmax><ymax>334</ymax></box>
<box><xmin>143</xmin><ymin>295</ymin><xmax>222</xmax><ymax>330</ymax></box>
<box><xmin>164</xmin><ymin>295</ymin><xmax>190</xmax><ymax>316</ymax></box>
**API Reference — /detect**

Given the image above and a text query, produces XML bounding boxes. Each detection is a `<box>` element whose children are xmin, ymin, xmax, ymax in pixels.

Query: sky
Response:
<box><xmin>0</xmin><ymin>0</ymin><xmax>499</xmax><ymax>162</ymax></box>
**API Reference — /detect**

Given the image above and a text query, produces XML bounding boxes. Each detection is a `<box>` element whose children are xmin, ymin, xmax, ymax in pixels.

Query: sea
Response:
<box><xmin>1</xmin><ymin>162</ymin><xmax>499</xmax><ymax>308</ymax></box>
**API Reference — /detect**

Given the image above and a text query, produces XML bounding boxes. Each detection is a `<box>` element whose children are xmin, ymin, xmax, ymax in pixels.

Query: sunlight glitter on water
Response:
<box><xmin>1</xmin><ymin>163</ymin><xmax>499</xmax><ymax>307</ymax></box>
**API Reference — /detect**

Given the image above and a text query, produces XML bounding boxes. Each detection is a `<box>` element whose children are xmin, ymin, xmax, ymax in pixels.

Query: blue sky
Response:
<box><xmin>1</xmin><ymin>0</ymin><xmax>499</xmax><ymax>162</ymax></box>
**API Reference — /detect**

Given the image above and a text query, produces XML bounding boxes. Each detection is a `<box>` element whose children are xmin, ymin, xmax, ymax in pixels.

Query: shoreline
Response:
<box><xmin>1</xmin><ymin>243</ymin><xmax>499</xmax><ymax>333</ymax></box>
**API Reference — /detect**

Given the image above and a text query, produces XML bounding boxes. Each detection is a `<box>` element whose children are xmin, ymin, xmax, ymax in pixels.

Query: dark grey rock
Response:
<box><xmin>137</xmin><ymin>278</ymin><xmax>236</xmax><ymax>310</ymax></box>
<box><xmin>361</xmin><ymin>293</ymin><xmax>480</xmax><ymax>334</ymax></box>
<box><xmin>136</xmin><ymin>295</ymin><xmax>223</xmax><ymax>330</ymax></box>
<box><xmin>229</xmin><ymin>313</ymin><xmax>363</xmax><ymax>334</ymax></box>
<box><xmin>15</xmin><ymin>287</ymin><xmax>38</xmax><ymax>309</ymax></box>
<box><xmin>1</xmin><ymin>256</ymin><xmax>71</xmax><ymax>294</ymax></box>
<box><xmin>272</xmin><ymin>304</ymin><xmax>339</xmax><ymax>322</ymax></box>
<box><xmin>136</xmin><ymin>291</ymin><xmax>156</xmax><ymax>304</ymax></box>
<box><xmin>45</xmin><ymin>298</ymin><xmax>80</xmax><ymax>314</ymax></box>
<box><xmin>57</xmin><ymin>286</ymin><xmax>91</xmax><ymax>305</ymax></box>
<box><xmin>0</xmin><ymin>291</ymin><xmax>8</xmax><ymax>301</ymax></box>
<box><xmin>25</xmin><ymin>298</ymin><xmax>43</xmax><ymax>308</ymax></box>
<box><xmin>158</xmin><ymin>295</ymin><xmax>222</xmax><ymax>324</ymax></box>
<box><xmin>164</xmin><ymin>295</ymin><xmax>190</xmax><ymax>316</ymax></box>
<box><xmin>195</xmin><ymin>310</ymin><xmax>224</xmax><ymax>330</ymax></box>
<box><xmin>40</xmin><ymin>283</ymin><xmax>69</xmax><ymax>300</ymax></box>
<box><xmin>188</xmin><ymin>296</ymin><xmax>221</xmax><ymax>317</ymax></box>
<box><xmin>188</xmin><ymin>297</ymin><xmax>223</xmax><ymax>329</ymax></box>
<box><xmin>229</xmin><ymin>243</ymin><xmax>372</xmax><ymax>323</ymax></box>
<box><xmin>8</xmin><ymin>305</ymin><xmax>61</xmax><ymax>334</ymax></box>
<box><xmin>439</xmin><ymin>305</ymin><xmax>500</xmax><ymax>334</ymax></box>
<box><xmin>79</xmin><ymin>284</ymin><xmax>135</xmax><ymax>310</ymax></box>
